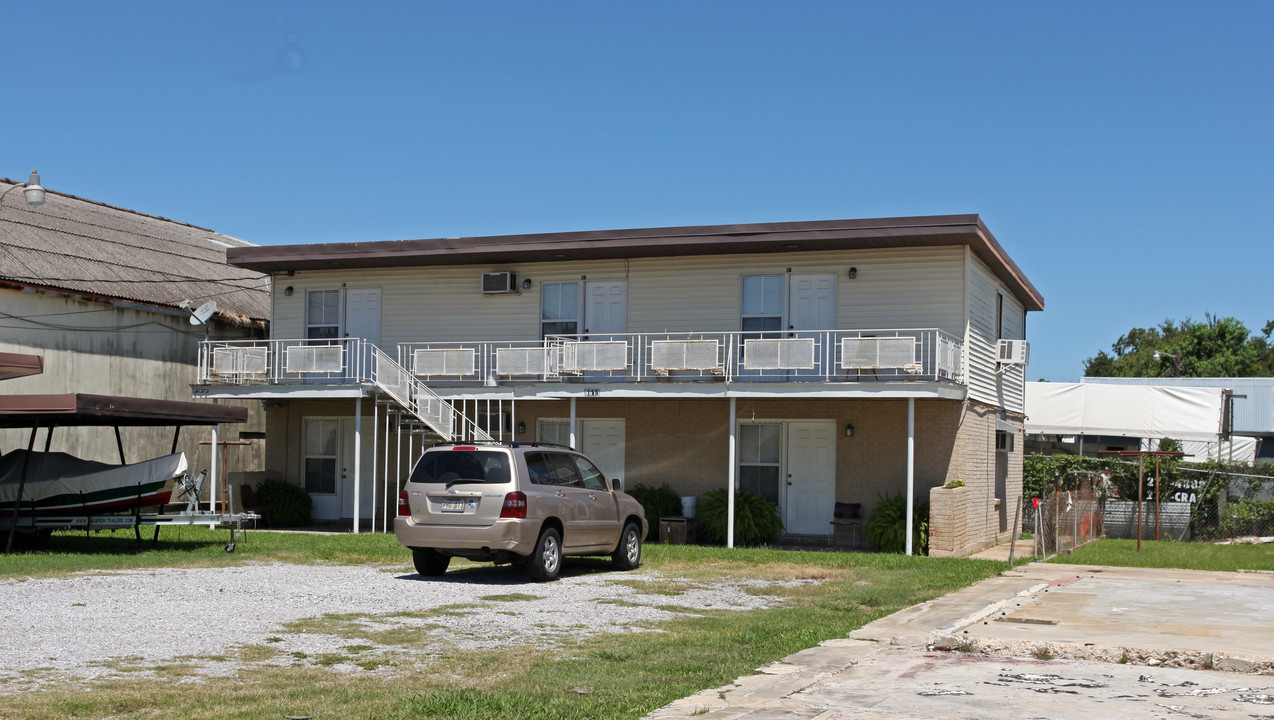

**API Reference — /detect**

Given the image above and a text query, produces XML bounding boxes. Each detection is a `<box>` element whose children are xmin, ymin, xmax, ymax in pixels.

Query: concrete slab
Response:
<box><xmin>644</xmin><ymin>562</ymin><xmax>1274</xmax><ymax>720</ymax></box>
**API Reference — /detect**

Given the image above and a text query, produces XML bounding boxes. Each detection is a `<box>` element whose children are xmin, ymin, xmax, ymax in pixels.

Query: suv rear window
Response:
<box><xmin>409</xmin><ymin>450</ymin><xmax>512</xmax><ymax>485</ymax></box>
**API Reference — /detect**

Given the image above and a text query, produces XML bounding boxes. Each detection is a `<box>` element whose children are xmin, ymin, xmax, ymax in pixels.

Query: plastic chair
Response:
<box><xmin>829</xmin><ymin>502</ymin><xmax>861</xmax><ymax>547</ymax></box>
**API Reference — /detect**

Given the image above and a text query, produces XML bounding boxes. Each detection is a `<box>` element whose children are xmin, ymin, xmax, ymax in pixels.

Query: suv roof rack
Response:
<box><xmin>426</xmin><ymin>440</ymin><xmax>578</xmax><ymax>450</ymax></box>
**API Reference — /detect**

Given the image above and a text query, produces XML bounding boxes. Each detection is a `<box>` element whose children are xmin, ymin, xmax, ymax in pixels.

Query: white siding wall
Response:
<box><xmin>270</xmin><ymin>246</ymin><xmax>969</xmax><ymax>343</ymax></box>
<box><xmin>965</xmin><ymin>250</ymin><xmax>1027</xmax><ymax>413</ymax></box>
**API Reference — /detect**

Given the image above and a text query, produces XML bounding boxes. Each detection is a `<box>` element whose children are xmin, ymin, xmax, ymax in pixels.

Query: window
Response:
<box><xmin>303</xmin><ymin>418</ymin><xmax>338</xmax><ymax>495</ymax></box>
<box><xmin>573</xmin><ymin>455</ymin><xmax>608</xmax><ymax>491</ymax></box>
<box><xmin>541</xmin><ymin>282</ymin><xmax>580</xmax><ymax>337</ymax></box>
<box><xmin>537</xmin><ymin>420</ymin><xmax>570</xmax><ymax>447</ymax></box>
<box><xmin>741</xmin><ymin>275</ymin><xmax>783</xmax><ymax>333</ymax></box>
<box><xmin>410</xmin><ymin>450</ymin><xmax>511</xmax><ymax>485</ymax></box>
<box><xmin>549</xmin><ymin>453</ymin><xmax>583</xmax><ymax>487</ymax></box>
<box><xmin>307</xmin><ymin>289</ymin><xmax>341</xmax><ymax>340</ymax></box>
<box><xmin>738</xmin><ymin>423</ymin><xmax>781</xmax><ymax>504</ymax></box>
<box><xmin>996</xmin><ymin>292</ymin><xmax>1004</xmax><ymax>341</ymax></box>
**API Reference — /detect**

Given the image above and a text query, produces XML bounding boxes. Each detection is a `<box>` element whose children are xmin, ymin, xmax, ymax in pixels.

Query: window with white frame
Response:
<box><xmin>307</xmin><ymin>290</ymin><xmax>341</xmax><ymax>340</ymax></box>
<box><xmin>541</xmin><ymin>282</ymin><xmax>580</xmax><ymax>337</ymax></box>
<box><xmin>741</xmin><ymin>275</ymin><xmax>783</xmax><ymax>334</ymax></box>
<box><xmin>738</xmin><ymin>423</ymin><xmax>782</xmax><ymax>505</ymax></box>
<box><xmin>303</xmin><ymin>418</ymin><xmax>339</xmax><ymax>495</ymax></box>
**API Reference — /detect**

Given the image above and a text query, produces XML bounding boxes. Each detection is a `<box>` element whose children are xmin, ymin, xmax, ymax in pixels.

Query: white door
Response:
<box><xmin>783</xmin><ymin>421</ymin><xmax>836</xmax><ymax>535</ymax></box>
<box><xmin>788</xmin><ymin>274</ymin><xmax>836</xmax><ymax>378</ymax></box>
<box><xmin>344</xmin><ymin>289</ymin><xmax>382</xmax><ymax>376</ymax></box>
<box><xmin>584</xmin><ymin>281</ymin><xmax>626</xmax><ymax>337</ymax></box>
<box><xmin>339</xmin><ymin>416</ymin><xmax>376</xmax><ymax>520</ymax></box>
<box><xmin>580</xmin><ymin>419</ymin><xmax>625</xmax><ymax>483</ymax></box>
<box><xmin>303</xmin><ymin>417</ymin><xmax>341</xmax><ymax>520</ymax></box>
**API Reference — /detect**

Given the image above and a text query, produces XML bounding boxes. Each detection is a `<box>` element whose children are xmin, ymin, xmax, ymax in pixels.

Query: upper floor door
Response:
<box><xmin>741</xmin><ymin>274</ymin><xmax>835</xmax><ymax>380</ymax></box>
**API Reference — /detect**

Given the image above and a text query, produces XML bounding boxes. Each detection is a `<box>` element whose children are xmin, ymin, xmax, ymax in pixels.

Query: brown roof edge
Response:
<box><xmin>0</xmin><ymin>353</ymin><xmax>44</xmax><ymax>382</ymax></box>
<box><xmin>0</xmin><ymin>394</ymin><xmax>248</xmax><ymax>428</ymax></box>
<box><xmin>226</xmin><ymin>213</ymin><xmax>1044</xmax><ymax>311</ymax></box>
<box><xmin>972</xmin><ymin>218</ymin><xmax>1045</xmax><ymax>312</ymax></box>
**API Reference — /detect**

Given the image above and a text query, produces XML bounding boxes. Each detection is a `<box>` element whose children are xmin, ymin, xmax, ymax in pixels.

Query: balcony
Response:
<box><xmin>394</xmin><ymin>329</ymin><xmax>962</xmax><ymax>386</ymax></box>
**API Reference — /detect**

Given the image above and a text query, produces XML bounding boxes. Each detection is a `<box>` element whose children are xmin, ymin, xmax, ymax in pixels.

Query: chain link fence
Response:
<box><xmin>1023</xmin><ymin>470</ymin><xmax>1104</xmax><ymax>560</ymax></box>
<box><xmin>1025</xmin><ymin>454</ymin><xmax>1274</xmax><ymax>548</ymax></box>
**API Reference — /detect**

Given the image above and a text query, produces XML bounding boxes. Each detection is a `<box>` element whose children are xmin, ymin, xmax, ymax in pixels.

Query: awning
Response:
<box><xmin>0</xmin><ymin>353</ymin><xmax>44</xmax><ymax>382</ymax></box>
<box><xmin>1025</xmin><ymin>382</ymin><xmax>1223</xmax><ymax>442</ymax></box>
<box><xmin>0</xmin><ymin>394</ymin><xmax>247</xmax><ymax>428</ymax></box>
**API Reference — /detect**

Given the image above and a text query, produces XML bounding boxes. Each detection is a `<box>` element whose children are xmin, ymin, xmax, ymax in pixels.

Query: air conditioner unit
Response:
<box><xmin>997</xmin><ymin>339</ymin><xmax>1029</xmax><ymax>365</ymax></box>
<box><xmin>996</xmin><ymin>430</ymin><xmax>1015</xmax><ymax>452</ymax></box>
<box><xmin>481</xmin><ymin>271</ymin><xmax>518</xmax><ymax>294</ymax></box>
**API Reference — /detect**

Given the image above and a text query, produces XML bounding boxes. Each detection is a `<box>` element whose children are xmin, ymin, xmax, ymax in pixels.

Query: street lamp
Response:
<box><xmin>1152</xmin><ymin>349</ymin><xmax>1183</xmax><ymax>377</ymax></box>
<box><xmin>0</xmin><ymin>170</ymin><xmax>46</xmax><ymax>209</ymax></box>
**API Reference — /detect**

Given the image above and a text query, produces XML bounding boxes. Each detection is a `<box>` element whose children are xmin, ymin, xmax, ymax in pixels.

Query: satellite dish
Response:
<box><xmin>189</xmin><ymin>300</ymin><xmax>217</xmax><ymax>325</ymax></box>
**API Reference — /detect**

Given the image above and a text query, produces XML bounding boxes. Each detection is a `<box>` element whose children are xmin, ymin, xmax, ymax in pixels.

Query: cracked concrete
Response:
<box><xmin>644</xmin><ymin>563</ymin><xmax>1274</xmax><ymax>719</ymax></box>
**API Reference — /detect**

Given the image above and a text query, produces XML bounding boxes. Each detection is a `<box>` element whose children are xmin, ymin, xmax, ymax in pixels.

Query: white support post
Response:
<box><xmin>905</xmin><ymin>397</ymin><xmax>915</xmax><ymax>556</ymax></box>
<box><xmin>371</xmin><ymin>401</ymin><xmax>380</xmax><ymax>533</ymax></box>
<box><xmin>353</xmin><ymin>396</ymin><xmax>362</xmax><ymax>534</ymax></box>
<box><xmin>209</xmin><ymin>425</ymin><xmax>218</xmax><ymax>513</ymax></box>
<box><xmin>727</xmin><ymin>396</ymin><xmax>737</xmax><ymax>549</ymax></box>
<box><xmin>395</xmin><ymin>418</ymin><xmax>403</xmax><ymax>526</ymax></box>
<box><xmin>569</xmin><ymin>397</ymin><xmax>577</xmax><ymax>450</ymax></box>
<box><xmin>382</xmin><ymin>407</ymin><xmax>390</xmax><ymax>533</ymax></box>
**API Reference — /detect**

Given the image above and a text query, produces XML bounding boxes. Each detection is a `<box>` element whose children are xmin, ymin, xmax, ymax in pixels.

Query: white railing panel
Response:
<box><xmin>742</xmin><ymin>338</ymin><xmax>815</xmax><ymax>370</ymax></box>
<box><xmin>496</xmin><ymin>347</ymin><xmax>547</xmax><ymax>376</ymax></box>
<box><xmin>651</xmin><ymin>339</ymin><xmax>719</xmax><ymax>371</ymax></box>
<box><xmin>840</xmin><ymin>337</ymin><xmax>919</xmax><ymax>370</ymax></box>
<box><xmin>563</xmin><ymin>341</ymin><xmax>628</xmax><ymax>372</ymax></box>
<box><xmin>212</xmin><ymin>346</ymin><xmax>268</xmax><ymax>375</ymax></box>
<box><xmin>285</xmin><ymin>345</ymin><xmax>344</xmax><ymax>374</ymax></box>
<box><xmin>412</xmin><ymin>348</ymin><xmax>476</xmax><ymax>377</ymax></box>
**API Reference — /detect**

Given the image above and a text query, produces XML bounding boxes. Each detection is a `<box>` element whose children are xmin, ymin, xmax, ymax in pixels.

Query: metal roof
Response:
<box><xmin>1081</xmin><ymin>376</ymin><xmax>1274</xmax><ymax>436</ymax></box>
<box><xmin>0</xmin><ymin>179</ymin><xmax>270</xmax><ymax>323</ymax></box>
<box><xmin>0</xmin><ymin>393</ymin><xmax>248</xmax><ymax>428</ymax></box>
<box><xmin>226</xmin><ymin>214</ymin><xmax>1044</xmax><ymax>312</ymax></box>
<box><xmin>0</xmin><ymin>353</ymin><xmax>43</xmax><ymax>382</ymax></box>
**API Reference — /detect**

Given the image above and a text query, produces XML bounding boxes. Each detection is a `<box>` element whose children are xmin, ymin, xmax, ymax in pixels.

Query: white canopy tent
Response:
<box><xmin>1025</xmin><ymin>382</ymin><xmax>1224</xmax><ymax>442</ymax></box>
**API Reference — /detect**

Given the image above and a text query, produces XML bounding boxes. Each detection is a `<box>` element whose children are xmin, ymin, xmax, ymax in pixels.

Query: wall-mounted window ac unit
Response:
<box><xmin>996</xmin><ymin>430</ymin><xmax>1014</xmax><ymax>452</ymax></box>
<box><xmin>481</xmin><ymin>271</ymin><xmax>518</xmax><ymax>294</ymax></box>
<box><xmin>996</xmin><ymin>339</ymin><xmax>1029</xmax><ymax>365</ymax></box>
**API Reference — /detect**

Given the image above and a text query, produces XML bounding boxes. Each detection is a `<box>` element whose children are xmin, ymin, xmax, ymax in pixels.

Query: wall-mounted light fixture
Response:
<box><xmin>517</xmin><ymin>421</ymin><xmax>527</xmax><ymax>435</ymax></box>
<box><xmin>283</xmin><ymin>286</ymin><xmax>294</xmax><ymax>296</ymax></box>
<box><xmin>847</xmin><ymin>267</ymin><xmax>857</xmax><ymax>279</ymax></box>
<box><xmin>844</xmin><ymin>424</ymin><xmax>855</xmax><ymax>437</ymax></box>
<box><xmin>522</xmin><ymin>278</ymin><xmax>533</xmax><ymax>290</ymax></box>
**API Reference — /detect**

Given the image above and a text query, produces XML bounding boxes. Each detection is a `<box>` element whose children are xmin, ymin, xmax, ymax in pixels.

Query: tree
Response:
<box><xmin>1083</xmin><ymin>315</ymin><xmax>1273</xmax><ymax>378</ymax></box>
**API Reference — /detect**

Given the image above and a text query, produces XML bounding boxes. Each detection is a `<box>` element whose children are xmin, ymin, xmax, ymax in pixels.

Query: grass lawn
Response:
<box><xmin>1</xmin><ymin>528</ymin><xmax>1005</xmax><ymax>720</ymax></box>
<box><xmin>1052</xmin><ymin>538</ymin><xmax>1274</xmax><ymax>572</ymax></box>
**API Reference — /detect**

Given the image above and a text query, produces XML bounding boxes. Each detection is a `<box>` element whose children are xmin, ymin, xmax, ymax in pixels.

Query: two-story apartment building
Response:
<box><xmin>195</xmin><ymin>215</ymin><xmax>1042</xmax><ymax>556</ymax></box>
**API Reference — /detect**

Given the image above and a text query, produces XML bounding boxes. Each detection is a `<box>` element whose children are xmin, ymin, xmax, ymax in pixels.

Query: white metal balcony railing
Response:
<box><xmin>198</xmin><ymin>337</ymin><xmax>492</xmax><ymax>442</ymax></box>
<box><xmin>395</xmin><ymin>329</ymin><xmax>963</xmax><ymax>385</ymax></box>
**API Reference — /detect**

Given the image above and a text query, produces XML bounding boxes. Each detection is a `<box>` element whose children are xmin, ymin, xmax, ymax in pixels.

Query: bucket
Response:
<box><xmin>680</xmin><ymin>496</ymin><xmax>697</xmax><ymax>518</ymax></box>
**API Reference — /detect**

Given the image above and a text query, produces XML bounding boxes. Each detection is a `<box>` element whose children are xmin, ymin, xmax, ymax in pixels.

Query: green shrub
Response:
<box><xmin>254</xmin><ymin>478</ymin><xmax>312</xmax><ymax>527</ymax></box>
<box><xmin>625</xmin><ymin>483</ymin><xmax>684</xmax><ymax>540</ymax></box>
<box><xmin>698</xmin><ymin>489</ymin><xmax>783</xmax><ymax>546</ymax></box>
<box><xmin>1219</xmin><ymin>498</ymin><xmax>1274</xmax><ymax>538</ymax></box>
<box><xmin>865</xmin><ymin>492</ymin><xmax>928</xmax><ymax>554</ymax></box>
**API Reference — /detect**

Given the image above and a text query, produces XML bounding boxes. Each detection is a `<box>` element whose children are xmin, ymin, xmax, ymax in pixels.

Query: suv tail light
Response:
<box><xmin>398</xmin><ymin>490</ymin><xmax>410</xmax><ymax>517</ymax></box>
<box><xmin>499</xmin><ymin>491</ymin><xmax>527</xmax><ymax>519</ymax></box>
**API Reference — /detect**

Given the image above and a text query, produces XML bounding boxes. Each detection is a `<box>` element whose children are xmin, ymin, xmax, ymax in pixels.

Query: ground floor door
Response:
<box><xmin>339</xmin><ymin>417</ymin><xmax>376</xmax><ymax>520</ymax></box>
<box><xmin>738</xmin><ymin>419</ymin><xmax>837</xmax><ymax>536</ymax></box>
<box><xmin>783</xmin><ymin>421</ymin><xmax>837</xmax><ymax>534</ymax></box>
<box><xmin>304</xmin><ymin>415</ymin><xmax>375</xmax><ymax>522</ymax></box>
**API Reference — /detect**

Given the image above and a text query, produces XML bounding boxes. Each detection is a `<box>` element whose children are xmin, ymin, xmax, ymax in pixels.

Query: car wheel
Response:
<box><xmin>612</xmin><ymin>521</ymin><xmax>642</xmax><ymax>570</ymax></box>
<box><xmin>412</xmin><ymin>548</ymin><xmax>451</xmax><ymax>577</ymax></box>
<box><xmin>525</xmin><ymin>527</ymin><xmax>562</xmax><ymax>582</ymax></box>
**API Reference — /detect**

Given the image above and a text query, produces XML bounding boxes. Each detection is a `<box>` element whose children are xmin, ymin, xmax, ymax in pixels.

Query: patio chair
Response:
<box><xmin>829</xmin><ymin>502</ymin><xmax>861</xmax><ymax>547</ymax></box>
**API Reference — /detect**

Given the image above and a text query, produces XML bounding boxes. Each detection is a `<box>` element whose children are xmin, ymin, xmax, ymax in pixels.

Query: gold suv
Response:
<box><xmin>395</xmin><ymin>442</ymin><xmax>647</xmax><ymax>582</ymax></box>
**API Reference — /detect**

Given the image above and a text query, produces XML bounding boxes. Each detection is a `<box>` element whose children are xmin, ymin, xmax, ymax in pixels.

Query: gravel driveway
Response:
<box><xmin>0</xmin><ymin>562</ymin><xmax>802</xmax><ymax>695</ymax></box>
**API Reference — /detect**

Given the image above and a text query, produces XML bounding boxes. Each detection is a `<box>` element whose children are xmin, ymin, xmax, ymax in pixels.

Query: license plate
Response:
<box><xmin>440</xmin><ymin>499</ymin><xmax>465</xmax><ymax>513</ymax></box>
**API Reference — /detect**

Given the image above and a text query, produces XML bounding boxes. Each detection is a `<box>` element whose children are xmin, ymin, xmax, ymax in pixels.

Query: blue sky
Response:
<box><xmin>5</xmin><ymin>2</ymin><xmax>1271</xmax><ymax>382</ymax></box>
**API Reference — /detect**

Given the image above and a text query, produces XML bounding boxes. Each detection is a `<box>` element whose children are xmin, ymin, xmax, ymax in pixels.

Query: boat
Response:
<box><xmin>0</xmin><ymin>450</ymin><xmax>185</xmax><ymax>516</ymax></box>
